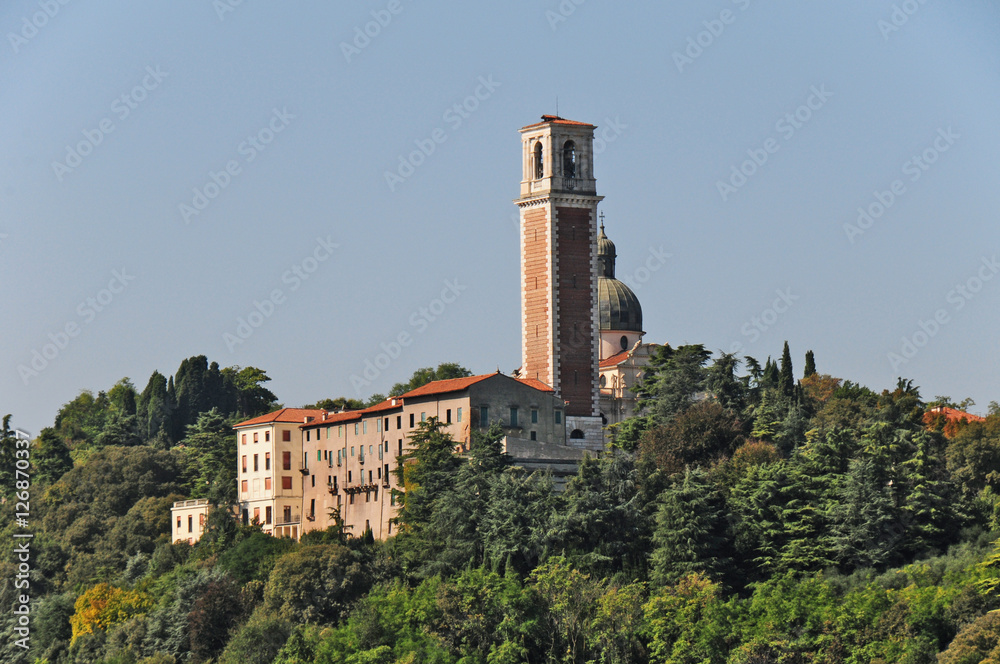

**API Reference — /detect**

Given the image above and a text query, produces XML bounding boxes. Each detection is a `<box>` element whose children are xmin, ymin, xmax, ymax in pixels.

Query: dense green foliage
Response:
<box><xmin>4</xmin><ymin>346</ymin><xmax>1000</xmax><ymax>663</ymax></box>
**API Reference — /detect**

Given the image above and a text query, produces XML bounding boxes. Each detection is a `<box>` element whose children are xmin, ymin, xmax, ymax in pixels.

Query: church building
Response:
<box><xmin>179</xmin><ymin>115</ymin><xmax>663</xmax><ymax>542</ymax></box>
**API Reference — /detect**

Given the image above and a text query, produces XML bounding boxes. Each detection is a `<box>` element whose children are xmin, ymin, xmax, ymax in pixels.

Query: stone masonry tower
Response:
<box><xmin>516</xmin><ymin>115</ymin><xmax>604</xmax><ymax>450</ymax></box>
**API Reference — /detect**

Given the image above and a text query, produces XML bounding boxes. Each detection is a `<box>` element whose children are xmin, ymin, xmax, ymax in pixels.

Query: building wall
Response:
<box><xmin>237</xmin><ymin>420</ymin><xmax>308</xmax><ymax>538</ymax></box>
<box><xmin>555</xmin><ymin>205</ymin><xmax>599</xmax><ymax>417</ymax></box>
<box><xmin>522</xmin><ymin>205</ymin><xmax>553</xmax><ymax>387</ymax></box>
<box><xmin>171</xmin><ymin>499</ymin><xmax>210</xmax><ymax>544</ymax></box>
<box><xmin>298</xmin><ymin>376</ymin><xmax>569</xmax><ymax>541</ymax></box>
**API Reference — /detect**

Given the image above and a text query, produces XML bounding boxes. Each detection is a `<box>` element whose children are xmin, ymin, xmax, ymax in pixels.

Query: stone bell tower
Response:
<box><xmin>516</xmin><ymin>115</ymin><xmax>604</xmax><ymax>450</ymax></box>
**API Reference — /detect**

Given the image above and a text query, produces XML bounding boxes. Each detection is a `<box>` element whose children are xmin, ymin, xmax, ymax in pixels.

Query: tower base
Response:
<box><xmin>565</xmin><ymin>415</ymin><xmax>605</xmax><ymax>454</ymax></box>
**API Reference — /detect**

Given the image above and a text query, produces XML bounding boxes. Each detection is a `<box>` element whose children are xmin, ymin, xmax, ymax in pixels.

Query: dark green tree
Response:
<box><xmin>137</xmin><ymin>371</ymin><xmax>176</xmax><ymax>443</ymax></box>
<box><xmin>635</xmin><ymin>344</ymin><xmax>712</xmax><ymax>422</ymax></box>
<box><xmin>779</xmin><ymin>341</ymin><xmax>794</xmax><ymax>397</ymax></box>
<box><xmin>650</xmin><ymin>467</ymin><xmax>733</xmax><ymax>586</ymax></box>
<box><xmin>388</xmin><ymin>363</ymin><xmax>473</xmax><ymax>397</ymax></box>
<box><xmin>34</xmin><ymin>427</ymin><xmax>74</xmax><ymax>486</ymax></box>
<box><xmin>804</xmin><ymin>350</ymin><xmax>816</xmax><ymax>378</ymax></box>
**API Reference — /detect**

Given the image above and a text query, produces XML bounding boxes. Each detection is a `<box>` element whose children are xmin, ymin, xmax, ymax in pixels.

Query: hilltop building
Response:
<box><xmin>173</xmin><ymin>115</ymin><xmax>663</xmax><ymax>542</ymax></box>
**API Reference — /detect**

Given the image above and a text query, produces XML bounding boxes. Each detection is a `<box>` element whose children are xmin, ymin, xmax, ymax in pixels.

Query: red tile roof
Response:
<box><xmin>234</xmin><ymin>408</ymin><xmax>327</xmax><ymax>429</ymax></box>
<box><xmin>300</xmin><ymin>410</ymin><xmax>363</xmax><ymax>429</ymax></box>
<box><xmin>520</xmin><ymin>115</ymin><xmax>595</xmax><ymax>130</ymax></box>
<box><xmin>362</xmin><ymin>398</ymin><xmax>405</xmax><ymax>414</ymax></box>
<box><xmin>400</xmin><ymin>374</ymin><xmax>495</xmax><ymax>398</ymax></box>
<box><xmin>401</xmin><ymin>373</ymin><xmax>555</xmax><ymax>399</ymax></box>
<box><xmin>928</xmin><ymin>407</ymin><xmax>985</xmax><ymax>423</ymax></box>
<box><xmin>599</xmin><ymin>350</ymin><xmax>631</xmax><ymax>369</ymax></box>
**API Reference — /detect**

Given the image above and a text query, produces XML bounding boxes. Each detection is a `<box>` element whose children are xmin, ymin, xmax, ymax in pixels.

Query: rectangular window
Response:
<box><xmin>199</xmin><ymin>513</ymin><xmax>205</xmax><ymax>529</ymax></box>
<box><xmin>265</xmin><ymin>431</ymin><xmax>270</xmax><ymax>442</ymax></box>
<box><xmin>397</xmin><ymin>416</ymin><xmax>402</xmax><ymax>429</ymax></box>
<box><xmin>555</xmin><ymin>411</ymin><xmax>562</xmax><ymax>425</ymax></box>
<box><xmin>390</xmin><ymin>492</ymin><xmax>396</xmax><ymax>506</ymax></box>
<box><xmin>446</xmin><ymin>409</ymin><xmax>452</xmax><ymax>423</ymax></box>
<box><xmin>284</xmin><ymin>506</ymin><xmax>292</xmax><ymax>523</ymax></box>
<box><xmin>326</xmin><ymin>427</ymin><xmax>330</xmax><ymax>439</ymax></box>
<box><xmin>377</xmin><ymin>418</ymin><xmax>382</xmax><ymax>433</ymax></box>
<box><xmin>384</xmin><ymin>463</ymin><xmax>389</xmax><ymax>482</ymax></box>
<box><xmin>363</xmin><ymin>421</ymin><xmax>368</xmax><ymax>434</ymax></box>
<box><xmin>252</xmin><ymin>508</ymin><xmax>259</xmax><ymax>523</ymax></box>
<box><xmin>188</xmin><ymin>516</ymin><xmax>193</xmax><ymax>533</ymax></box>
<box><xmin>265</xmin><ymin>452</ymin><xmax>271</xmax><ymax>470</ymax></box>
<box><xmin>241</xmin><ymin>480</ymin><xmax>248</xmax><ymax>493</ymax></box>
<box><xmin>253</xmin><ymin>454</ymin><xmax>259</xmax><ymax>471</ymax></box>
<box><xmin>480</xmin><ymin>406</ymin><xmax>489</xmax><ymax>424</ymax></box>
<box><xmin>351</xmin><ymin>446</ymin><xmax>355</xmax><ymax>457</ymax></box>
<box><xmin>350</xmin><ymin>493</ymin><xmax>355</xmax><ymax>504</ymax></box>
<box><xmin>349</xmin><ymin>470</ymin><xmax>353</xmax><ymax>483</ymax></box>
<box><xmin>369</xmin><ymin>444</ymin><xmax>373</xmax><ymax>456</ymax></box>
<box><xmin>385</xmin><ymin>417</ymin><xmax>389</xmax><ymax>431</ymax></box>
<box><xmin>338</xmin><ymin>425</ymin><xmax>343</xmax><ymax>437</ymax></box>
<box><xmin>265</xmin><ymin>506</ymin><xmax>272</xmax><ymax>524</ymax></box>
<box><xmin>531</xmin><ymin>409</ymin><xmax>538</xmax><ymax>424</ymax></box>
<box><xmin>410</xmin><ymin>413</ymin><xmax>415</xmax><ymax>427</ymax></box>
<box><xmin>510</xmin><ymin>407</ymin><xmax>518</xmax><ymax>427</ymax></box>
<box><xmin>306</xmin><ymin>430</ymin><xmax>311</xmax><ymax>442</ymax></box>
<box><xmin>177</xmin><ymin>516</ymin><xmax>181</xmax><ymax>530</ymax></box>
<box><xmin>253</xmin><ymin>432</ymin><xmax>258</xmax><ymax>443</ymax></box>
<box><xmin>310</xmin><ymin>498</ymin><xmax>315</xmax><ymax>518</ymax></box>
<box><xmin>366</xmin><ymin>490</ymin><xmax>370</xmax><ymax>502</ymax></box>
<box><xmin>241</xmin><ymin>433</ymin><xmax>246</xmax><ymax>444</ymax></box>
<box><xmin>317</xmin><ymin>450</ymin><xmax>322</xmax><ymax>461</ymax></box>
<box><xmin>530</xmin><ymin>431</ymin><xmax>537</xmax><ymax>441</ymax></box>
<box><xmin>265</xmin><ymin>477</ymin><xmax>271</xmax><ymax>491</ymax></box>
<box><xmin>421</xmin><ymin>412</ymin><xmax>426</xmax><ymax>422</ymax></box>
<box><xmin>457</xmin><ymin>407</ymin><xmax>463</xmax><ymax>422</ymax></box>
<box><xmin>355</xmin><ymin>423</ymin><xmax>359</xmax><ymax>435</ymax></box>
<box><xmin>377</xmin><ymin>466</ymin><xmax>382</xmax><ymax>479</ymax></box>
<box><xmin>398</xmin><ymin>440</ymin><xmax>403</xmax><ymax>457</ymax></box>
<box><xmin>282</xmin><ymin>451</ymin><xmax>291</xmax><ymax>470</ymax></box>
<box><xmin>283</xmin><ymin>430</ymin><xmax>291</xmax><ymax>442</ymax></box>
<box><xmin>311</xmin><ymin>475</ymin><xmax>315</xmax><ymax>487</ymax></box>
<box><xmin>242</xmin><ymin>455</ymin><xmax>247</xmax><ymax>473</ymax></box>
<box><xmin>282</xmin><ymin>476</ymin><xmax>292</xmax><ymax>490</ymax></box>
<box><xmin>369</xmin><ymin>470</ymin><xmax>373</xmax><ymax>483</ymax></box>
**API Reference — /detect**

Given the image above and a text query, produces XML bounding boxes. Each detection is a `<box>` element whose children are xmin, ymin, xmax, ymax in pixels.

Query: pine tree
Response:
<box><xmin>804</xmin><ymin>350</ymin><xmax>816</xmax><ymax>378</ymax></box>
<box><xmin>650</xmin><ymin>467</ymin><xmax>732</xmax><ymax>586</ymax></box>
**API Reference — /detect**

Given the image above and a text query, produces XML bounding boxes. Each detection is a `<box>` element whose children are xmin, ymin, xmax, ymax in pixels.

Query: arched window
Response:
<box><xmin>534</xmin><ymin>142</ymin><xmax>544</xmax><ymax>179</ymax></box>
<box><xmin>563</xmin><ymin>140</ymin><xmax>576</xmax><ymax>179</ymax></box>
<box><xmin>570</xmin><ymin>429</ymin><xmax>585</xmax><ymax>440</ymax></box>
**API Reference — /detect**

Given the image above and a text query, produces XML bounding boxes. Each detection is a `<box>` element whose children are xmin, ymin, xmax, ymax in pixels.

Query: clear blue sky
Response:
<box><xmin>3</xmin><ymin>0</ymin><xmax>999</xmax><ymax>434</ymax></box>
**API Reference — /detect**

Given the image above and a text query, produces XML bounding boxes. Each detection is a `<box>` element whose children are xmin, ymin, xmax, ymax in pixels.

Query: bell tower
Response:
<box><xmin>516</xmin><ymin>115</ymin><xmax>604</xmax><ymax>450</ymax></box>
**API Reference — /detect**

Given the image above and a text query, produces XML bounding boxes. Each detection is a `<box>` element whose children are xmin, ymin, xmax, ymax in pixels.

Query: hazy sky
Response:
<box><xmin>3</xmin><ymin>1</ymin><xmax>999</xmax><ymax>435</ymax></box>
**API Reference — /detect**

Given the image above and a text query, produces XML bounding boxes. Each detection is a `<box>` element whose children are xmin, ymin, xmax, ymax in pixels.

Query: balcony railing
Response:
<box><xmin>275</xmin><ymin>514</ymin><xmax>301</xmax><ymax>527</ymax></box>
<box><xmin>298</xmin><ymin>464</ymin><xmax>309</xmax><ymax>475</ymax></box>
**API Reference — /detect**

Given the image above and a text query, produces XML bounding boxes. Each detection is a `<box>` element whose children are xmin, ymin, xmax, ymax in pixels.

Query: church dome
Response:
<box><xmin>599</xmin><ymin>276</ymin><xmax>643</xmax><ymax>331</ymax></box>
<box><xmin>595</xmin><ymin>220</ymin><xmax>642</xmax><ymax>331</ymax></box>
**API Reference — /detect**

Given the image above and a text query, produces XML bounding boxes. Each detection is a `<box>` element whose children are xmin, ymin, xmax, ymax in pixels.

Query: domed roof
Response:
<box><xmin>595</xmin><ymin>220</ymin><xmax>642</xmax><ymax>331</ymax></box>
<box><xmin>597</xmin><ymin>223</ymin><xmax>616</xmax><ymax>262</ymax></box>
<box><xmin>599</xmin><ymin>276</ymin><xmax>643</xmax><ymax>331</ymax></box>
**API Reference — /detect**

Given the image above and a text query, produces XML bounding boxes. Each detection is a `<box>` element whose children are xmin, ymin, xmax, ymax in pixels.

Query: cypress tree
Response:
<box><xmin>779</xmin><ymin>341</ymin><xmax>794</xmax><ymax>397</ymax></box>
<box><xmin>804</xmin><ymin>350</ymin><xmax>816</xmax><ymax>378</ymax></box>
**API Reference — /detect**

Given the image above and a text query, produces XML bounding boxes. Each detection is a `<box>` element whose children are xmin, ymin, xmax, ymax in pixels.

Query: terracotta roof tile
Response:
<box><xmin>234</xmin><ymin>408</ymin><xmax>327</xmax><ymax>429</ymax></box>
<box><xmin>599</xmin><ymin>350</ymin><xmax>631</xmax><ymax>369</ymax></box>
<box><xmin>928</xmin><ymin>407</ymin><xmax>985</xmax><ymax>423</ymax></box>
<box><xmin>520</xmin><ymin>115</ymin><xmax>595</xmax><ymax>131</ymax></box>
<box><xmin>400</xmin><ymin>374</ymin><xmax>495</xmax><ymax>398</ymax></box>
